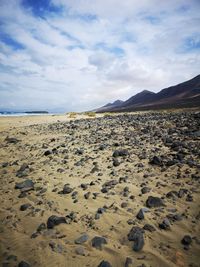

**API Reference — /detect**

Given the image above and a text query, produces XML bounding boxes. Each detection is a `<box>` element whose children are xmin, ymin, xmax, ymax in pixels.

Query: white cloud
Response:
<box><xmin>0</xmin><ymin>0</ymin><xmax>199</xmax><ymax>112</ymax></box>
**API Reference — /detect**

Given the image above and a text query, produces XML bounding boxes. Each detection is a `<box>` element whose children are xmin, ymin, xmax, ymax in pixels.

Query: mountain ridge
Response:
<box><xmin>95</xmin><ymin>74</ymin><xmax>200</xmax><ymax>112</ymax></box>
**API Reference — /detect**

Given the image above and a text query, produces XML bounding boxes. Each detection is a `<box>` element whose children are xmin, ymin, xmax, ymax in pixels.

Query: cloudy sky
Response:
<box><xmin>0</xmin><ymin>0</ymin><xmax>200</xmax><ymax>112</ymax></box>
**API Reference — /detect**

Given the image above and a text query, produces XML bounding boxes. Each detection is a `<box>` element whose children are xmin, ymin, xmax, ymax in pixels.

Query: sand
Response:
<box><xmin>0</xmin><ymin>111</ymin><xmax>200</xmax><ymax>267</ymax></box>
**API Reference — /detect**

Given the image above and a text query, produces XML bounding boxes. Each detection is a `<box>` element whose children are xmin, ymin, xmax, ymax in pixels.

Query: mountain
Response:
<box><xmin>96</xmin><ymin>75</ymin><xmax>200</xmax><ymax>112</ymax></box>
<box><xmin>94</xmin><ymin>99</ymin><xmax>124</xmax><ymax>112</ymax></box>
<box><xmin>122</xmin><ymin>90</ymin><xmax>156</xmax><ymax>107</ymax></box>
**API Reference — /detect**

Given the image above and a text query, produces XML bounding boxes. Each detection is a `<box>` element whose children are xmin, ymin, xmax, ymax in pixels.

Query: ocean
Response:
<box><xmin>0</xmin><ymin>112</ymin><xmax>52</xmax><ymax>117</ymax></box>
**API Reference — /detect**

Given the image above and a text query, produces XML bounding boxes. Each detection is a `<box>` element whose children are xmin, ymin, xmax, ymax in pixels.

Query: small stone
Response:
<box><xmin>97</xmin><ymin>260</ymin><xmax>112</xmax><ymax>267</ymax></box>
<box><xmin>44</xmin><ymin>150</ymin><xmax>52</xmax><ymax>156</ymax></box>
<box><xmin>75</xmin><ymin>246</ymin><xmax>87</xmax><ymax>256</ymax></box>
<box><xmin>113</xmin><ymin>149</ymin><xmax>129</xmax><ymax>157</ymax></box>
<box><xmin>37</xmin><ymin>223</ymin><xmax>46</xmax><ymax>232</ymax></box>
<box><xmin>97</xmin><ymin>207</ymin><xmax>105</xmax><ymax>214</ymax></box>
<box><xmin>31</xmin><ymin>232</ymin><xmax>39</xmax><ymax>239</ymax></box>
<box><xmin>18</xmin><ymin>261</ymin><xmax>30</xmax><ymax>267</ymax></box>
<box><xmin>49</xmin><ymin>241</ymin><xmax>64</xmax><ymax>253</ymax></box>
<box><xmin>2</xmin><ymin>162</ymin><xmax>9</xmax><ymax>168</ymax></box>
<box><xmin>62</xmin><ymin>184</ymin><xmax>73</xmax><ymax>194</ymax></box>
<box><xmin>113</xmin><ymin>158</ymin><xmax>120</xmax><ymax>167</ymax></box>
<box><xmin>91</xmin><ymin>236</ymin><xmax>107</xmax><ymax>250</ymax></box>
<box><xmin>149</xmin><ymin>156</ymin><xmax>162</xmax><ymax>166</ymax></box>
<box><xmin>6</xmin><ymin>255</ymin><xmax>17</xmax><ymax>261</ymax></box>
<box><xmin>121</xmin><ymin>202</ymin><xmax>128</xmax><ymax>208</ymax></box>
<box><xmin>186</xmin><ymin>194</ymin><xmax>193</xmax><ymax>202</ymax></box>
<box><xmin>84</xmin><ymin>192</ymin><xmax>91</xmax><ymax>199</ymax></box>
<box><xmin>15</xmin><ymin>180</ymin><xmax>34</xmax><ymax>192</ymax></box>
<box><xmin>16</xmin><ymin>163</ymin><xmax>29</xmax><ymax>177</ymax></box>
<box><xmin>101</xmin><ymin>188</ymin><xmax>108</xmax><ymax>193</ymax></box>
<box><xmin>81</xmin><ymin>183</ymin><xmax>88</xmax><ymax>190</ymax></box>
<box><xmin>5</xmin><ymin>137</ymin><xmax>20</xmax><ymax>144</ymax></box>
<box><xmin>75</xmin><ymin>234</ymin><xmax>89</xmax><ymax>244</ymax></box>
<box><xmin>125</xmin><ymin>257</ymin><xmax>133</xmax><ymax>267</ymax></box>
<box><xmin>20</xmin><ymin>203</ymin><xmax>31</xmax><ymax>211</ymax></box>
<box><xmin>136</xmin><ymin>209</ymin><xmax>144</xmax><ymax>220</ymax></box>
<box><xmin>181</xmin><ymin>235</ymin><xmax>192</xmax><ymax>246</ymax></box>
<box><xmin>143</xmin><ymin>224</ymin><xmax>156</xmax><ymax>232</ymax></box>
<box><xmin>141</xmin><ymin>187</ymin><xmax>151</xmax><ymax>194</ymax></box>
<box><xmin>95</xmin><ymin>213</ymin><xmax>100</xmax><ymax>220</ymax></box>
<box><xmin>159</xmin><ymin>218</ymin><xmax>171</xmax><ymax>230</ymax></box>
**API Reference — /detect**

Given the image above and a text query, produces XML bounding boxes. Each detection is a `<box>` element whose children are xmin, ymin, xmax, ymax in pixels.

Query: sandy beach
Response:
<box><xmin>0</xmin><ymin>110</ymin><xmax>200</xmax><ymax>267</ymax></box>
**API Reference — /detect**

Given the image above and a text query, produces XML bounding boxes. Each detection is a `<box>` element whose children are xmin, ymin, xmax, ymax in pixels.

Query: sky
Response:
<box><xmin>0</xmin><ymin>0</ymin><xmax>200</xmax><ymax>112</ymax></box>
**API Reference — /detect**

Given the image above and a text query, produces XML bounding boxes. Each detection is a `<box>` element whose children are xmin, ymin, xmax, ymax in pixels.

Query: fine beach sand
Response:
<box><xmin>0</xmin><ymin>110</ymin><xmax>200</xmax><ymax>267</ymax></box>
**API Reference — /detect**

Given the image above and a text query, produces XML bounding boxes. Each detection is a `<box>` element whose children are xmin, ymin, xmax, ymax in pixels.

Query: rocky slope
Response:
<box><xmin>96</xmin><ymin>75</ymin><xmax>200</xmax><ymax>112</ymax></box>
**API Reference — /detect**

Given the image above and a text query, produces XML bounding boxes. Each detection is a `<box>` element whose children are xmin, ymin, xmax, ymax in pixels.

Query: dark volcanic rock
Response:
<box><xmin>37</xmin><ymin>223</ymin><xmax>46</xmax><ymax>232</ymax></box>
<box><xmin>113</xmin><ymin>158</ymin><xmax>120</xmax><ymax>167</ymax></box>
<box><xmin>136</xmin><ymin>209</ymin><xmax>144</xmax><ymax>220</ymax></box>
<box><xmin>75</xmin><ymin>234</ymin><xmax>89</xmax><ymax>244</ymax></box>
<box><xmin>143</xmin><ymin>224</ymin><xmax>156</xmax><ymax>232</ymax></box>
<box><xmin>84</xmin><ymin>192</ymin><xmax>91</xmax><ymax>199</ymax></box>
<box><xmin>91</xmin><ymin>236</ymin><xmax>107</xmax><ymax>250</ymax></box>
<box><xmin>5</xmin><ymin>137</ymin><xmax>20</xmax><ymax>144</ymax></box>
<box><xmin>18</xmin><ymin>261</ymin><xmax>30</xmax><ymax>267</ymax></box>
<box><xmin>121</xmin><ymin>202</ymin><xmax>128</xmax><ymax>208</ymax></box>
<box><xmin>49</xmin><ymin>241</ymin><xmax>64</xmax><ymax>253</ymax></box>
<box><xmin>178</xmin><ymin>188</ymin><xmax>188</xmax><ymax>198</ymax></box>
<box><xmin>17</xmin><ymin>163</ymin><xmax>29</xmax><ymax>172</ymax></box>
<box><xmin>75</xmin><ymin>246</ymin><xmax>87</xmax><ymax>256</ymax></box>
<box><xmin>44</xmin><ymin>150</ymin><xmax>52</xmax><ymax>156</ymax></box>
<box><xmin>186</xmin><ymin>194</ymin><xmax>193</xmax><ymax>202</ymax></box>
<box><xmin>62</xmin><ymin>184</ymin><xmax>73</xmax><ymax>194</ymax></box>
<box><xmin>146</xmin><ymin>196</ymin><xmax>164</xmax><ymax>208</ymax></box>
<box><xmin>16</xmin><ymin>163</ymin><xmax>29</xmax><ymax>177</ymax></box>
<box><xmin>15</xmin><ymin>179</ymin><xmax>34</xmax><ymax>192</ymax></box>
<box><xmin>166</xmin><ymin>191</ymin><xmax>178</xmax><ymax>199</ymax></box>
<box><xmin>2</xmin><ymin>162</ymin><xmax>9</xmax><ymax>168</ymax></box>
<box><xmin>149</xmin><ymin>156</ymin><xmax>163</xmax><ymax>166</ymax></box>
<box><xmin>20</xmin><ymin>203</ymin><xmax>31</xmax><ymax>211</ymax></box>
<box><xmin>91</xmin><ymin>165</ymin><xmax>99</xmax><ymax>173</ymax></box>
<box><xmin>102</xmin><ymin>180</ymin><xmax>118</xmax><ymax>191</ymax></box>
<box><xmin>141</xmin><ymin>187</ymin><xmax>151</xmax><ymax>194</ymax></box>
<box><xmin>6</xmin><ymin>254</ymin><xmax>17</xmax><ymax>261</ymax></box>
<box><xmin>81</xmin><ymin>183</ymin><xmax>88</xmax><ymax>190</ymax></box>
<box><xmin>181</xmin><ymin>235</ymin><xmax>192</xmax><ymax>246</ymax></box>
<box><xmin>127</xmin><ymin>227</ymin><xmax>144</xmax><ymax>251</ymax></box>
<box><xmin>125</xmin><ymin>257</ymin><xmax>133</xmax><ymax>267</ymax></box>
<box><xmin>101</xmin><ymin>187</ymin><xmax>108</xmax><ymax>193</ymax></box>
<box><xmin>159</xmin><ymin>218</ymin><xmax>171</xmax><ymax>230</ymax></box>
<box><xmin>47</xmin><ymin>215</ymin><xmax>66</xmax><ymax>229</ymax></box>
<box><xmin>97</xmin><ymin>207</ymin><xmax>105</xmax><ymax>214</ymax></box>
<box><xmin>97</xmin><ymin>261</ymin><xmax>112</xmax><ymax>267</ymax></box>
<box><xmin>113</xmin><ymin>149</ymin><xmax>129</xmax><ymax>157</ymax></box>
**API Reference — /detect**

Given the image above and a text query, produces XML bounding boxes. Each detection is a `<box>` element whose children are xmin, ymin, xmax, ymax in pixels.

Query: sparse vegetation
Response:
<box><xmin>103</xmin><ymin>112</ymin><xmax>113</xmax><ymax>117</ymax></box>
<box><xmin>84</xmin><ymin>112</ymin><xmax>96</xmax><ymax>117</ymax></box>
<box><xmin>68</xmin><ymin>112</ymin><xmax>77</xmax><ymax>118</ymax></box>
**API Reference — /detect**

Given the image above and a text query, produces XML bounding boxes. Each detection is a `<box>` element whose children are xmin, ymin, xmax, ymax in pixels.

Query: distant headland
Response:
<box><xmin>25</xmin><ymin>111</ymin><xmax>49</xmax><ymax>114</ymax></box>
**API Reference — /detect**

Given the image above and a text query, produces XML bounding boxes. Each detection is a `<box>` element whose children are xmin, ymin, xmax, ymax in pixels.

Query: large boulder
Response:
<box><xmin>47</xmin><ymin>215</ymin><xmax>66</xmax><ymax>229</ymax></box>
<box><xmin>127</xmin><ymin>227</ymin><xmax>144</xmax><ymax>252</ymax></box>
<box><xmin>146</xmin><ymin>196</ymin><xmax>164</xmax><ymax>208</ymax></box>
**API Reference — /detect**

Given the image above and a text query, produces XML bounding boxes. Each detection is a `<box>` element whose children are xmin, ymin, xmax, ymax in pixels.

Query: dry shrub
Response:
<box><xmin>68</xmin><ymin>112</ymin><xmax>77</xmax><ymax>118</ymax></box>
<box><xmin>84</xmin><ymin>112</ymin><xmax>96</xmax><ymax>117</ymax></box>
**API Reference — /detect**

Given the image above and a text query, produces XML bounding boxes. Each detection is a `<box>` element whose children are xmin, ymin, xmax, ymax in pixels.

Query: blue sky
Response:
<box><xmin>0</xmin><ymin>0</ymin><xmax>200</xmax><ymax>112</ymax></box>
